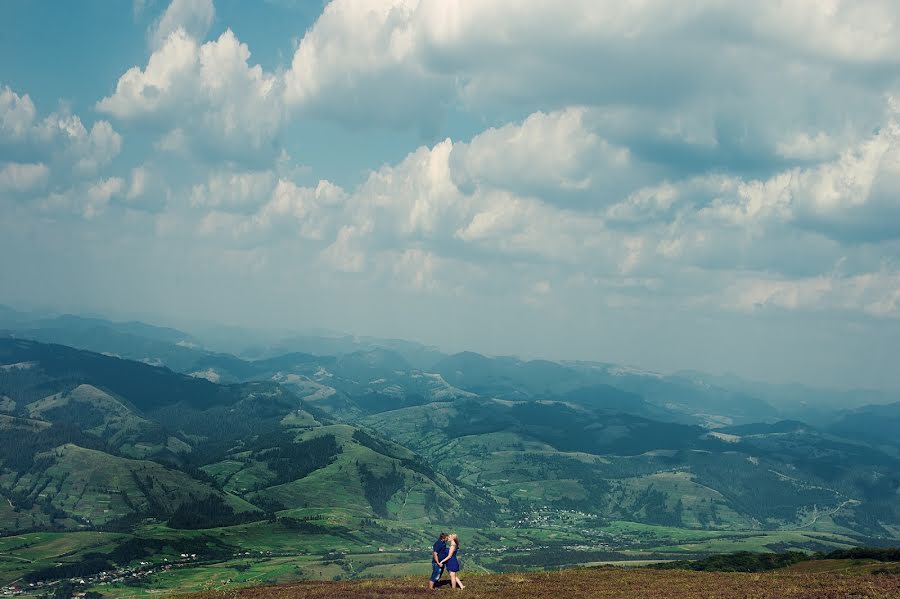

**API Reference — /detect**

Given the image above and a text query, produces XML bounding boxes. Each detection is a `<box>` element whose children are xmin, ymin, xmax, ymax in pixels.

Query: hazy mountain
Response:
<box><xmin>0</xmin><ymin>339</ymin><xmax>493</xmax><ymax>535</ymax></box>
<box><xmin>0</xmin><ymin>305</ymin><xmax>47</xmax><ymax>329</ymax></box>
<box><xmin>237</xmin><ymin>333</ymin><xmax>447</xmax><ymax>370</ymax></box>
<box><xmin>428</xmin><ymin>352</ymin><xmax>778</xmax><ymax>426</ymax></box>
<box><xmin>827</xmin><ymin>402</ymin><xmax>900</xmax><ymax>451</ymax></box>
<box><xmin>676</xmin><ymin>370</ymin><xmax>899</xmax><ymax>424</ymax></box>
<box><xmin>3</xmin><ymin>333</ymin><xmax>899</xmax><ymax>544</ymax></box>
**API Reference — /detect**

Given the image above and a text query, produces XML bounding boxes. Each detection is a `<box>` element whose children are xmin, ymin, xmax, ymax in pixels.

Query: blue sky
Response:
<box><xmin>2</xmin><ymin>0</ymin><xmax>900</xmax><ymax>390</ymax></box>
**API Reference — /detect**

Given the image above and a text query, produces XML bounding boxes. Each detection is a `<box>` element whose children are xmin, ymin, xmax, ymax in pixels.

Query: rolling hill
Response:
<box><xmin>0</xmin><ymin>338</ymin><xmax>491</xmax><ymax>537</ymax></box>
<box><xmin>1</xmin><ymin>333</ymin><xmax>899</xmax><ymax>596</ymax></box>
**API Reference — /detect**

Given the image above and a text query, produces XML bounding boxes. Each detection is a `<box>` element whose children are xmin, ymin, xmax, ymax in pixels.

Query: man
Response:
<box><xmin>429</xmin><ymin>532</ymin><xmax>449</xmax><ymax>589</ymax></box>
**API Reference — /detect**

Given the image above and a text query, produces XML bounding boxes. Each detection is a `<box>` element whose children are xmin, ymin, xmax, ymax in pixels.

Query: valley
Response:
<box><xmin>1</xmin><ymin>312</ymin><xmax>899</xmax><ymax>596</ymax></box>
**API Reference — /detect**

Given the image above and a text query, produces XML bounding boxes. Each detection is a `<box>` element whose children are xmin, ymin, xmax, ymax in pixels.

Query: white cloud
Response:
<box><xmin>321</xmin><ymin>223</ymin><xmax>372</xmax><ymax>273</ymax></box>
<box><xmin>34</xmin><ymin>112</ymin><xmax>122</xmax><ymax>172</ymax></box>
<box><xmin>98</xmin><ymin>28</ymin><xmax>285</xmax><ymax>158</ymax></box>
<box><xmin>750</xmin><ymin>0</ymin><xmax>900</xmax><ymax>63</ymax></box>
<box><xmin>150</xmin><ymin>84</ymin><xmax>900</xmax><ymax>328</ymax></box>
<box><xmin>39</xmin><ymin>176</ymin><xmax>124</xmax><ymax>220</ymax></box>
<box><xmin>94</xmin><ymin>0</ymin><xmax>900</xmax><ymax>176</ymax></box>
<box><xmin>127</xmin><ymin>166</ymin><xmax>148</xmax><ymax>200</ymax></box>
<box><xmin>122</xmin><ymin>164</ymin><xmax>172</xmax><ymax>212</ymax></box>
<box><xmin>155</xmin><ymin>128</ymin><xmax>189</xmax><ymax>154</ymax></box>
<box><xmin>724</xmin><ymin>270</ymin><xmax>900</xmax><ymax>318</ymax></box>
<box><xmin>97</xmin><ymin>29</ymin><xmax>200</xmax><ymax>119</ymax></box>
<box><xmin>72</xmin><ymin>121</ymin><xmax>123</xmax><ymax>173</ymax></box>
<box><xmin>279</xmin><ymin>0</ymin><xmax>899</xmax><ymax>149</ymax></box>
<box><xmin>191</xmin><ymin>175</ymin><xmax>346</xmax><ymax>243</ymax></box>
<box><xmin>1</xmin><ymin>84</ymin><xmax>122</xmax><ymax>175</ymax></box>
<box><xmin>0</xmin><ymin>162</ymin><xmax>49</xmax><ymax>192</ymax></box>
<box><xmin>450</xmin><ymin>108</ymin><xmax>631</xmax><ymax>199</ymax></box>
<box><xmin>776</xmin><ymin>131</ymin><xmax>840</xmax><ymax>161</ymax></box>
<box><xmin>251</xmin><ymin>179</ymin><xmax>345</xmax><ymax>240</ymax></box>
<box><xmin>149</xmin><ymin>0</ymin><xmax>215</xmax><ymax>49</ymax></box>
<box><xmin>190</xmin><ymin>170</ymin><xmax>276</xmax><ymax>211</ymax></box>
<box><xmin>359</xmin><ymin>139</ymin><xmax>460</xmax><ymax>238</ymax></box>
<box><xmin>728</xmin><ymin>275</ymin><xmax>834</xmax><ymax>312</ymax></box>
<box><xmin>85</xmin><ymin>177</ymin><xmax>125</xmax><ymax>219</ymax></box>
<box><xmin>690</xmin><ymin>105</ymin><xmax>900</xmax><ymax>242</ymax></box>
<box><xmin>454</xmin><ymin>189</ymin><xmax>607</xmax><ymax>262</ymax></box>
<box><xmin>0</xmin><ymin>85</ymin><xmax>37</xmax><ymax>139</ymax></box>
<box><xmin>283</xmin><ymin>0</ymin><xmax>448</xmax><ymax>130</ymax></box>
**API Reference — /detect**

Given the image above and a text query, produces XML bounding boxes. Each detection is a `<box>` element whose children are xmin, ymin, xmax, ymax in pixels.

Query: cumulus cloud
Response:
<box><xmin>70</xmin><ymin>121</ymin><xmax>122</xmax><ymax>173</ymax></box>
<box><xmin>321</xmin><ymin>223</ymin><xmax>372</xmax><ymax>273</ymax></box>
<box><xmin>684</xmin><ymin>105</ymin><xmax>900</xmax><ymax>244</ymax></box>
<box><xmin>90</xmin><ymin>0</ymin><xmax>900</xmax><ymax>172</ymax></box>
<box><xmin>251</xmin><ymin>179</ymin><xmax>346</xmax><ymax>240</ymax></box>
<box><xmin>98</xmin><ymin>27</ymin><xmax>284</xmax><ymax>158</ymax></box>
<box><xmin>189</xmin><ymin>174</ymin><xmax>346</xmax><ymax>244</ymax></box>
<box><xmin>116</xmin><ymin>0</ymin><xmax>899</xmax><ymax>151</ymax></box>
<box><xmin>277</xmin><ymin>0</ymin><xmax>899</xmax><ymax>179</ymax></box>
<box><xmin>155</xmin><ymin>128</ymin><xmax>189</xmax><ymax>154</ymax></box>
<box><xmin>190</xmin><ymin>170</ymin><xmax>276</xmax><ymax>211</ymax></box>
<box><xmin>121</xmin><ymin>164</ymin><xmax>173</xmax><ymax>212</ymax></box>
<box><xmin>1</xmin><ymin>84</ymin><xmax>122</xmax><ymax>174</ymax></box>
<box><xmin>0</xmin><ymin>85</ymin><xmax>37</xmax><ymax>139</ymax></box>
<box><xmin>723</xmin><ymin>270</ymin><xmax>900</xmax><ymax>318</ymax></box>
<box><xmin>296</xmin><ymin>103</ymin><xmax>900</xmax><ymax>314</ymax></box>
<box><xmin>176</xmin><ymin>95</ymin><xmax>896</xmax><ymax>295</ymax></box>
<box><xmin>450</xmin><ymin>108</ymin><xmax>632</xmax><ymax>201</ymax></box>
<box><xmin>39</xmin><ymin>176</ymin><xmax>124</xmax><ymax>220</ymax></box>
<box><xmin>195</xmin><ymin>115</ymin><xmax>618</xmax><ymax>274</ymax></box>
<box><xmin>96</xmin><ymin>29</ymin><xmax>200</xmax><ymax>119</ymax></box>
<box><xmin>283</xmin><ymin>0</ymin><xmax>449</xmax><ymax>131</ymax></box>
<box><xmin>94</xmin><ymin>0</ymin><xmax>900</xmax><ymax>177</ymax></box>
<box><xmin>149</xmin><ymin>0</ymin><xmax>215</xmax><ymax>48</ymax></box>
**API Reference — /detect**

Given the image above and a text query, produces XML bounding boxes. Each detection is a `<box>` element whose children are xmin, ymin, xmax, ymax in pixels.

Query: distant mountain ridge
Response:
<box><xmin>3</xmin><ymin>305</ymin><xmax>894</xmax><ymax>419</ymax></box>
<box><xmin>2</xmin><ymin>311</ymin><xmax>900</xmax><ymax>545</ymax></box>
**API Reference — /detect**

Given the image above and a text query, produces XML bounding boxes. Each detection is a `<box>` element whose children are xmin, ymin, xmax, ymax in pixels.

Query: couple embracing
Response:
<box><xmin>429</xmin><ymin>532</ymin><xmax>464</xmax><ymax>590</ymax></box>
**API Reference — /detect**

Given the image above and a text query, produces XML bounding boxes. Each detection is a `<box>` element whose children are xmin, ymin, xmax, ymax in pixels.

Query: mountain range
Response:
<box><xmin>1</xmin><ymin>306</ymin><xmax>899</xmax><ymax>589</ymax></box>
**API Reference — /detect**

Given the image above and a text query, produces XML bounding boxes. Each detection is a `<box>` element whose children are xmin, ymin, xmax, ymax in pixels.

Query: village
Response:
<box><xmin>0</xmin><ymin>553</ymin><xmax>203</xmax><ymax>597</ymax></box>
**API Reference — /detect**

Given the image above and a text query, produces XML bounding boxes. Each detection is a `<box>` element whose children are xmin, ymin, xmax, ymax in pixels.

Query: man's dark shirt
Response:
<box><xmin>433</xmin><ymin>539</ymin><xmax>449</xmax><ymax>563</ymax></box>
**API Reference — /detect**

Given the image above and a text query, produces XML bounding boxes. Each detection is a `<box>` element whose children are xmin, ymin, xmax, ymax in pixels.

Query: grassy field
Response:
<box><xmin>3</xmin><ymin>444</ymin><xmax>257</xmax><ymax>528</ymax></box>
<box><xmin>185</xmin><ymin>565</ymin><xmax>900</xmax><ymax>598</ymax></box>
<box><xmin>0</xmin><ymin>517</ymin><xmax>879</xmax><ymax>593</ymax></box>
<box><xmin>0</xmin><ymin>531</ymin><xmax>125</xmax><ymax>585</ymax></box>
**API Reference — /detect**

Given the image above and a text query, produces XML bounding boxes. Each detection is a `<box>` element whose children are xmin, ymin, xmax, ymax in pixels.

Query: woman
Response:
<box><xmin>439</xmin><ymin>533</ymin><xmax>465</xmax><ymax>589</ymax></box>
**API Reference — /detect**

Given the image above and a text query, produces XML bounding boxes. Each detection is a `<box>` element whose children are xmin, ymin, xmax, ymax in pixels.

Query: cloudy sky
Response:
<box><xmin>2</xmin><ymin>0</ymin><xmax>900</xmax><ymax>390</ymax></box>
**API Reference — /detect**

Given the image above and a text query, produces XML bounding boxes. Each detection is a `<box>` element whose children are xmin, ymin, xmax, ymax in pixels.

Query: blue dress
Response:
<box><xmin>446</xmin><ymin>543</ymin><xmax>460</xmax><ymax>572</ymax></box>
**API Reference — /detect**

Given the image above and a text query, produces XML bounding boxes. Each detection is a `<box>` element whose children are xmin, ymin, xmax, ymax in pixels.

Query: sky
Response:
<box><xmin>2</xmin><ymin>0</ymin><xmax>900</xmax><ymax>391</ymax></box>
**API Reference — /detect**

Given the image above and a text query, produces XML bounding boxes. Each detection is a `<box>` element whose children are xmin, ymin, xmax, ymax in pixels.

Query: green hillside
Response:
<box><xmin>360</xmin><ymin>398</ymin><xmax>895</xmax><ymax>532</ymax></box>
<box><xmin>25</xmin><ymin>384</ymin><xmax>178</xmax><ymax>459</ymax></box>
<box><xmin>3</xmin><ymin>443</ymin><xmax>256</xmax><ymax>528</ymax></box>
<box><xmin>1</xmin><ymin>337</ymin><xmax>899</xmax><ymax>597</ymax></box>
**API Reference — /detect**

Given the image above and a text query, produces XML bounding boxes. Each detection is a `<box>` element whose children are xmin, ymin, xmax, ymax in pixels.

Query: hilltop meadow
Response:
<box><xmin>185</xmin><ymin>564</ymin><xmax>900</xmax><ymax>599</ymax></box>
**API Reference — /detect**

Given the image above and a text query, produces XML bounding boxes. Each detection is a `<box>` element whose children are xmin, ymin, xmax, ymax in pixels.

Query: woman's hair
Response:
<box><xmin>449</xmin><ymin>533</ymin><xmax>459</xmax><ymax>547</ymax></box>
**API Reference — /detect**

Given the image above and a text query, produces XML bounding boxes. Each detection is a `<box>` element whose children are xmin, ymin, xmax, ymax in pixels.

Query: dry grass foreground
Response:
<box><xmin>186</xmin><ymin>566</ymin><xmax>900</xmax><ymax>599</ymax></box>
